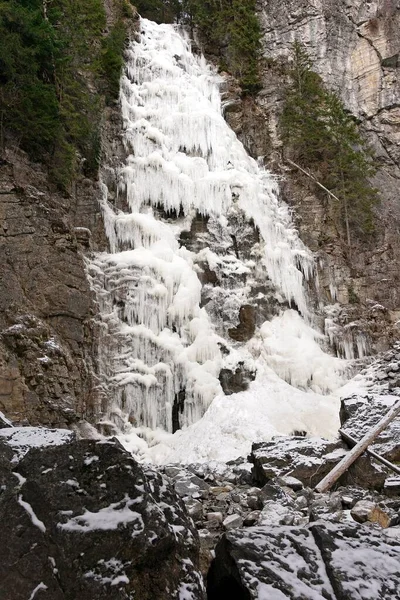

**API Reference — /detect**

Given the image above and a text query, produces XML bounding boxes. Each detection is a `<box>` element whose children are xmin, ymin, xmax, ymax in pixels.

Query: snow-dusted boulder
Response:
<box><xmin>251</xmin><ymin>435</ymin><xmax>388</xmax><ymax>489</ymax></box>
<box><xmin>208</xmin><ymin>523</ymin><xmax>400</xmax><ymax>599</ymax></box>
<box><xmin>0</xmin><ymin>426</ymin><xmax>74</xmax><ymax>462</ymax></box>
<box><xmin>340</xmin><ymin>394</ymin><xmax>400</xmax><ymax>461</ymax></box>
<box><xmin>0</xmin><ymin>437</ymin><xmax>205</xmax><ymax>599</ymax></box>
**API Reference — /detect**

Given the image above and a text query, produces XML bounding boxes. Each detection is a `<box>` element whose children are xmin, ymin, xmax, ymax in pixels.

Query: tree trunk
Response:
<box><xmin>315</xmin><ymin>400</ymin><xmax>400</xmax><ymax>493</ymax></box>
<box><xmin>339</xmin><ymin>429</ymin><xmax>400</xmax><ymax>476</ymax></box>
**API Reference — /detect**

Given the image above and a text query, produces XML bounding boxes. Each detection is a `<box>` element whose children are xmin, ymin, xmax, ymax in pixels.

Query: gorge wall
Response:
<box><xmin>224</xmin><ymin>0</ymin><xmax>400</xmax><ymax>353</ymax></box>
<box><xmin>0</xmin><ymin>1</ymin><xmax>135</xmax><ymax>426</ymax></box>
<box><xmin>1</xmin><ymin>0</ymin><xmax>399</xmax><ymax>428</ymax></box>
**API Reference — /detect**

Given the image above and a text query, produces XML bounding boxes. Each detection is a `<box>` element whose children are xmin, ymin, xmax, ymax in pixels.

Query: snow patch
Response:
<box><xmin>58</xmin><ymin>494</ymin><xmax>144</xmax><ymax>533</ymax></box>
<box><xmin>18</xmin><ymin>495</ymin><xmax>46</xmax><ymax>533</ymax></box>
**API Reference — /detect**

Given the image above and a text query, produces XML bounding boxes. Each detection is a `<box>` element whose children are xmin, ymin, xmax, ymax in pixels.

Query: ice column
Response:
<box><xmin>87</xmin><ymin>18</ymin><xmax>314</xmax><ymax>433</ymax></box>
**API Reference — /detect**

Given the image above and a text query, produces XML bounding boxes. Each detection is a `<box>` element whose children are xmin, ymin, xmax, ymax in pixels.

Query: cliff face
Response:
<box><xmin>0</xmin><ymin>149</ymin><xmax>102</xmax><ymax>426</ymax></box>
<box><xmin>224</xmin><ymin>0</ymin><xmax>400</xmax><ymax>353</ymax></box>
<box><xmin>1</xmin><ymin>1</ymin><xmax>399</xmax><ymax>427</ymax></box>
<box><xmin>0</xmin><ymin>2</ymin><xmax>132</xmax><ymax>426</ymax></box>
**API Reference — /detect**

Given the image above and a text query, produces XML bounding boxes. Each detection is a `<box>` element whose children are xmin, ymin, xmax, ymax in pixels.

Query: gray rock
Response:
<box><xmin>223</xmin><ymin>514</ymin><xmax>243</xmax><ymax>530</ymax></box>
<box><xmin>251</xmin><ymin>437</ymin><xmax>345</xmax><ymax>487</ymax></box>
<box><xmin>0</xmin><ymin>437</ymin><xmax>205</xmax><ymax>600</ymax></box>
<box><xmin>340</xmin><ymin>394</ymin><xmax>400</xmax><ymax>461</ymax></box>
<box><xmin>243</xmin><ymin>511</ymin><xmax>261</xmax><ymax>526</ymax></box>
<box><xmin>295</xmin><ymin>495</ymin><xmax>308</xmax><ymax>510</ymax></box>
<box><xmin>341</xmin><ymin>495</ymin><xmax>355</xmax><ymax>507</ymax></box>
<box><xmin>350</xmin><ymin>500</ymin><xmax>376</xmax><ymax>523</ymax></box>
<box><xmin>384</xmin><ymin>477</ymin><xmax>400</xmax><ymax>496</ymax></box>
<box><xmin>208</xmin><ymin>522</ymin><xmax>400</xmax><ymax>599</ymax></box>
<box><xmin>278</xmin><ymin>475</ymin><xmax>303</xmax><ymax>491</ymax></box>
<box><xmin>349</xmin><ymin>499</ymin><xmax>398</xmax><ymax>527</ymax></box>
<box><xmin>175</xmin><ymin>474</ymin><xmax>210</xmax><ymax>499</ymax></box>
<box><xmin>185</xmin><ymin>498</ymin><xmax>204</xmax><ymax>521</ymax></box>
<box><xmin>259</xmin><ymin>481</ymin><xmax>290</xmax><ymax>503</ymax></box>
<box><xmin>164</xmin><ymin>465</ymin><xmax>182</xmax><ymax>478</ymax></box>
<box><xmin>246</xmin><ymin>495</ymin><xmax>262</xmax><ymax>510</ymax></box>
<box><xmin>207</xmin><ymin>512</ymin><xmax>223</xmax><ymax>524</ymax></box>
<box><xmin>259</xmin><ymin>501</ymin><xmax>294</xmax><ymax>526</ymax></box>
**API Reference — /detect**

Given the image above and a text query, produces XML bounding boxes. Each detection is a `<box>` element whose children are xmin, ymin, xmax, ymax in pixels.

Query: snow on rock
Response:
<box><xmin>18</xmin><ymin>494</ymin><xmax>46</xmax><ymax>533</ymax></box>
<box><xmin>0</xmin><ymin>411</ymin><xmax>13</xmax><ymax>429</ymax></box>
<box><xmin>208</xmin><ymin>525</ymin><xmax>336</xmax><ymax>599</ymax></box>
<box><xmin>28</xmin><ymin>582</ymin><xmax>48</xmax><ymax>600</ymax></box>
<box><xmin>0</xmin><ymin>427</ymin><xmax>74</xmax><ymax>462</ymax></box>
<box><xmin>0</xmin><ymin>437</ymin><xmax>205</xmax><ymax>600</ymax></box>
<box><xmin>58</xmin><ymin>494</ymin><xmax>145</xmax><ymax>534</ymax></box>
<box><xmin>338</xmin><ymin>343</ymin><xmax>400</xmax><ymax>462</ymax></box>
<box><xmin>251</xmin><ymin>435</ymin><xmax>387</xmax><ymax>490</ymax></box>
<box><xmin>311</xmin><ymin>522</ymin><xmax>400</xmax><ymax>599</ymax></box>
<box><xmin>208</xmin><ymin>523</ymin><xmax>400</xmax><ymax>599</ymax></box>
<box><xmin>340</xmin><ymin>393</ymin><xmax>400</xmax><ymax>461</ymax></box>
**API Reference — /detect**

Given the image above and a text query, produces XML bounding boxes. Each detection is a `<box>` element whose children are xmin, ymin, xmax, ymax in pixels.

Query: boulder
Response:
<box><xmin>223</xmin><ymin>514</ymin><xmax>243</xmax><ymax>530</ymax></box>
<box><xmin>251</xmin><ymin>436</ymin><xmax>388</xmax><ymax>489</ymax></box>
<box><xmin>208</xmin><ymin>522</ymin><xmax>400</xmax><ymax>599</ymax></box>
<box><xmin>0</xmin><ymin>437</ymin><xmax>205</xmax><ymax>600</ymax></box>
<box><xmin>350</xmin><ymin>499</ymin><xmax>399</xmax><ymax>528</ymax></box>
<box><xmin>340</xmin><ymin>394</ymin><xmax>400</xmax><ymax>461</ymax></box>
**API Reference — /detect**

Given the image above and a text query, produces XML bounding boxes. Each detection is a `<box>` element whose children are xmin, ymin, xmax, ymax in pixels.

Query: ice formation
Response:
<box><xmin>88</xmin><ymin>18</ymin><xmax>348</xmax><ymax>463</ymax></box>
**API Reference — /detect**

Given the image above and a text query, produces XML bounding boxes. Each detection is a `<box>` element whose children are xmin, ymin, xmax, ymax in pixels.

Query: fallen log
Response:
<box><xmin>315</xmin><ymin>399</ymin><xmax>400</xmax><ymax>493</ymax></box>
<box><xmin>339</xmin><ymin>429</ymin><xmax>400</xmax><ymax>476</ymax></box>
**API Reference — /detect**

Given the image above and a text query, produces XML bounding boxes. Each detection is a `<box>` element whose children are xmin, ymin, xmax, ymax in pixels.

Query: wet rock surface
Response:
<box><xmin>0</xmin><ymin>434</ymin><xmax>205</xmax><ymax>600</ymax></box>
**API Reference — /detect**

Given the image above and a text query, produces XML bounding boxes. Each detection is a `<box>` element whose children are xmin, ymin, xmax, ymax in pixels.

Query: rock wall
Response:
<box><xmin>225</xmin><ymin>0</ymin><xmax>400</xmax><ymax>354</ymax></box>
<box><xmin>0</xmin><ymin>149</ymin><xmax>102</xmax><ymax>426</ymax></box>
<box><xmin>0</xmin><ymin>3</ymin><xmax>134</xmax><ymax>426</ymax></box>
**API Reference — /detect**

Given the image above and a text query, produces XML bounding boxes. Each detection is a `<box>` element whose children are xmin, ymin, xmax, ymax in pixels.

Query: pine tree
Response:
<box><xmin>281</xmin><ymin>42</ymin><xmax>378</xmax><ymax>246</ymax></box>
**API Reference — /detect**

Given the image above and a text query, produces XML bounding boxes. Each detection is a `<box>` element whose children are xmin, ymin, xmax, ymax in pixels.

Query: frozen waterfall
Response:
<box><xmin>87</xmin><ymin>18</ymin><xmax>346</xmax><ymax>463</ymax></box>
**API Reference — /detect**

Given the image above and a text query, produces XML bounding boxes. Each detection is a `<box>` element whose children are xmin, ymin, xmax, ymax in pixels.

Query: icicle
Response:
<box><xmin>86</xmin><ymin>18</ymin><xmax>346</xmax><ymax>446</ymax></box>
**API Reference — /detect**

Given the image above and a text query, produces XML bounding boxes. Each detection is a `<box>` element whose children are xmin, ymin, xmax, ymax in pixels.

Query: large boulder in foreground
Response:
<box><xmin>208</xmin><ymin>522</ymin><xmax>400</xmax><ymax>599</ymax></box>
<box><xmin>0</xmin><ymin>435</ymin><xmax>205</xmax><ymax>599</ymax></box>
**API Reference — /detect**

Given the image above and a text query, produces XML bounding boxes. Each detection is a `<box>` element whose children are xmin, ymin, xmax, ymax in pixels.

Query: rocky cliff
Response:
<box><xmin>1</xmin><ymin>0</ymin><xmax>399</xmax><ymax>428</ymax></box>
<box><xmin>225</xmin><ymin>0</ymin><xmax>400</xmax><ymax>354</ymax></box>
<box><xmin>0</xmin><ymin>1</ymin><xmax>134</xmax><ymax>427</ymax></box>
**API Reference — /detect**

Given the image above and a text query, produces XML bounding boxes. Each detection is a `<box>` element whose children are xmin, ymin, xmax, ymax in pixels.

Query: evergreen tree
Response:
<box><xmin>281</xmin><ymin>42</ymin><xmax>378</xmax><ymax>246</ymax></box>
<box><xmin>0</xmin><ymin>0</ymin><xmax>129</xmax><ymax>189</ymax></box>
<box><xmin>181</xmin><ymin>0</ymin><xmax>261</xmax><ymax>92</ymax></box>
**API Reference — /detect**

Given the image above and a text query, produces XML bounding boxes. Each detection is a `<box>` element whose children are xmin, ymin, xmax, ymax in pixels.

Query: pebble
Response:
<box><xmin>207</xmin><ymin>512</ymin><xmax>223</xmax><ymax>524</ymax></box>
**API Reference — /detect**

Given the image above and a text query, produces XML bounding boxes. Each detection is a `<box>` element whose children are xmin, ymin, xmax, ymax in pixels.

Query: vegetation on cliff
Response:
<box><xmin>281</xmin><ymin>42</ymin><xmax>378</xmax><ymax>246</ymax></box>
<box><xmin>0</xmin><ymin>0</ymin><xmax>132</xmax><ymax>190</ymax></box>
<box><xmin>134</xmin><ymin>0</ymin><xmax>262</xmax><ymax>92</ymax></box>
